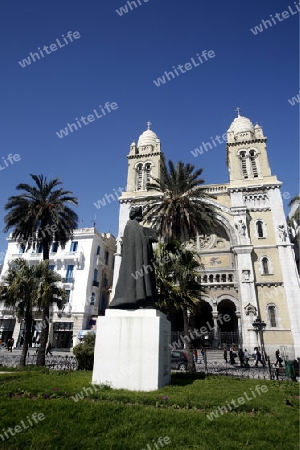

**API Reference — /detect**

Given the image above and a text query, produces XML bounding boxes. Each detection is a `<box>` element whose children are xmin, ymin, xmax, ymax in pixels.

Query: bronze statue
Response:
<box><xmin>109</xmin><ymin>206</ymin><xmax>158</xmax><ymax>309</ymax></box>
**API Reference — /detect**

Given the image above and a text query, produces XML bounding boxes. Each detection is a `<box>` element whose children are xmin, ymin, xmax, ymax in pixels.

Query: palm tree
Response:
<box><xmin>0</xmin><ymin>259</ymin><xmax>36</xmax><ymax>366</ymax></box>
<box><xmin>155</xmin><ymin>242</ymin><xmax>205</xmax><ymax>343</ymax></box>
<box><xmin>0</xmin><ymin>259</ymin><xmax>66</xmax><ymax>366</ymax></box>
<box><xmin>3</xmin><ymin>174</ymin><xmax>78</xmax><ymax>365</ymax></box>
<box><xmin>143</xmin><ymin>158</ymin><xmax>217</xmax><ymax>242</ymax></box>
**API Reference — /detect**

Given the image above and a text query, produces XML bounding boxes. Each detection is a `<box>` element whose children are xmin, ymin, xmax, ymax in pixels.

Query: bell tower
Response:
<box><xmin>226</xmin><ymin>109</ymin><xmax>275</xmax><ymax>187</ymax></box>
<box><xmin>126</xmin><ymin>122</ymin><xmax>163</xmax><ymax>196</ymax></box>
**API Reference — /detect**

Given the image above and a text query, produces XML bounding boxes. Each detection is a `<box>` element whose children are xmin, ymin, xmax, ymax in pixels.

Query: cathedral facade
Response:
<box><xmin>112</xmin><ymin>115</ymin><xmax>300</xmax><ymax>360</ymax></box>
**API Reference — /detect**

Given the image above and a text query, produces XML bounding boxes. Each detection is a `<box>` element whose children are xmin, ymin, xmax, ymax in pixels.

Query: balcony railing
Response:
<box><xmin>197</xmin><ymin>272</ymin><xmax>235</xmax><ymax>284</ymax></box>
<box><xmin>62</xmin><ymin>277</ymin><xmax>74</xmax><ymax>283</ymax></box>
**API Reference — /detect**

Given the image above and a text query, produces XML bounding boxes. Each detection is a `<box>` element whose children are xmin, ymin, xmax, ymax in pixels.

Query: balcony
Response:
<box><xmin>62</xmin><ymin>277</ymin><xmax>74</xmax><ymax>283</ymax></box>
<box><xmin>197</xmin><ymin>271</ymin><xmax>235</xmax><ymax>285</ymax></box>
<box><xmin>92</xmin><ymin>280</ymin><xmax>100</xmax><ymax>288</ymax></box>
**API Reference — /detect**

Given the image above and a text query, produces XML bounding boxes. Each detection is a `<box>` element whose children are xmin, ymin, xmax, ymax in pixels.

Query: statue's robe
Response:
<box><xmin>109</xmin><ymin>219</ymin><xmax>157</xmax><ymax>309</ymax></box>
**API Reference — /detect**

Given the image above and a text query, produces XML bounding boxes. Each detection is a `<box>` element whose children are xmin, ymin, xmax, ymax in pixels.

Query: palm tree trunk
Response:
<box><xmin>36</xmin><ymin>242</ymin><xmax>50</xmax><ymax>366</ymax></box>
<box><xmin>182</xmin><ymin>306</ymin><xmax>194</xmax><ymax>371</ymax></box>
<box><xmin>182</xmin><ymin>306</ymin><xmax>190</xmax><ymax>348</ymax></box>
<box><xmin>19</xmin><ymin>311</ymin><xmax>32</xmax><ymax>367</ymax></box>
<box><xmin>36</xmin><ymin>304</ymin><xmax>49</xmax><ymax>366</ymax></box>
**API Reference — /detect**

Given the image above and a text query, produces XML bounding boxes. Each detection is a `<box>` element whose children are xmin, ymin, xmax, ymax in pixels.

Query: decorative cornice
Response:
<box><xmin>226</xmin><ymin>138</ymin><xmax>267</xmax><ymax>148</ymax></box>
<box><xmin>127</xmin><ymin>152</ymin><xmax>161</xmax><ymax>160</ymax></box>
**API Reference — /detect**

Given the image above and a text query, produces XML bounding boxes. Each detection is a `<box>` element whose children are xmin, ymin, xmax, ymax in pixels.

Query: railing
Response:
<box><xmin>170</xmin><ymin>331</ymin><xmax>242</xmax><ymax>349</ymax></box>
<box><xmin>0</xmin><ymin>353</ymin><xmax>78</xmax><ymax>370</ymax></box>
<box><xmin>62</xmin><ymin>277</ymin><xmax>74</xmax><ymax>283</ymax></box>
<box><xmin>198</xmin><ymin>273</ymin><xmax>235</xmax><ymax>284</ymax></box>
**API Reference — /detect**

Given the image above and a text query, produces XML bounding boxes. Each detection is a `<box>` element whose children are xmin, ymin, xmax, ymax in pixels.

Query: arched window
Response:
<box><xmin>144</xmin><ymin>163</ymin><xmax>151</xmax><ymax>189</ymax></box>
<box><xmin>239</xmin><ymin>151</ymin><xmax>248</xmax><ymax>179</ymax></box>
<box><xmin>268</xmin><ymin>305</ymin><xmax>276</xmax><ymax>327</ymax></box>
<box><xmin>262</xmin><ymin>257</ymin><xmax>269</xmax><ymax>275</ymax></box>
<box><xmin>215</xmin><ymin>274</ymin><xmax>220</xmax><ymax>282</ymax></box>
<box><xmin>209</xmin><ymin>274</ymin><xmax>214</xmax><ymax>283</ymax></box>
<box><xmin>257</xmin><ymin>220</ymin><xmax>264</xmax><ymax>238</ymax></box>
<box><xmin>203</xmin><ymin>275</ymin><xmax>208</xmax><ymax>283</ymax></box>
<box><xmin>249</xmin><ymin>150</ymin><xmax>258</xmax><ymax>178</ymax></box>
<box><xmin>135</xmin><ymin>164</ymin><xmax>143</xmax><ymax>190</ymax></box>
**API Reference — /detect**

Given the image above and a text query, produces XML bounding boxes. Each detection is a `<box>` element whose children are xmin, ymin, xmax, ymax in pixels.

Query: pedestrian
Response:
<box><xmin>275</xmin><ymin>349</ymin><xmax>283</xmax><ymax>367</ymax></box>
<box><xmin>10</xmin><ymin>337</ymin><xmax>14</xmax><ymax>350</ymax></box>
<box><xmin>6</xmin><ymin>338</ymin><xmax>12</xmax><ymax>352</ymax></box>
<box><xmin>254</xmin><ymin>347</ymin><xmax>265</xmax><ymax>367</ymax></box>
<box><xmin>46</xmin><ymin>341</ymin><xmax>52</xmax><ymax>356</ymax></box>
<box><xmin>244</xmin><ymin>349</ymin><xmax>250</xmax><ymax>368</ymax></box>
<box><xmin>223</xmin><ymin>348</ymin><xmax>228</xmax><ymax>363</ymax></box>
<box><xmin>193</xmin><ymin>348</ymin><xmax>198</xmax><ymax>365</ymax></box>
<box><xmin>238</xmin><ymin>348</ymin><xmax>244</xmax><ymax>368</ymax></box>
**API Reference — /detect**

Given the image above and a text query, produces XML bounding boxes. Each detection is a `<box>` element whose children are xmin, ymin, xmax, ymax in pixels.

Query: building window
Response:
<box><xmin>262</xmin><ymin>257</ymin><xmax>269</xmax><ymax>275</ymax></box>
<box><xmin>37</xmin><ymin>243</ymin><xmax>43</xmax><ymax>253</ymax></box>
<box><xmin>65</xmin><ymin>265</ymin><xmax>74</xmax><ymax>282</ymax></box>
<box><xmin>268</xmin><ymin>305</ymin><xmax>277</xmax><ymax>327</ymax></box>
<box><xmin>94</xmin><ymin>269</ymin><xmax>98</xmax><ymax>281</ymax></box>
<box><xmin>239</xmin><ymin>151</ymin><xmax>248</xmax><ymax>179</ymax></box>
<box><xmin>136</xmin><ymin>164</ymin><xmax>143</xmax><ymax>190</ymax></box>
<box><xmin>249</xmin><ymin>150</ymin><xmax>258</xmax><ymax>178</ymax></box>
<box><xmin>19</xmin><ymin>245</ymin><xmax>25</xmax><ymax>253</ymax></box>
<box><xmin>257</xmin><ymin>221</ymin><xmax>264</xmax><ymax>238</ymax></box>
<box><xmin>49</xmin><ymin>265</ymin><xmax>55</xmax><ymax>271</ymax></box>
<box><xmin>70</xmin><ymin>241</ymin><xmax>78</xmax><ymax>252</ymax></box>
<box><xmin>105</xmin><ymin>251</ymin><xmax>109</xmax><ymax>265</ymax></box>
<box><xmin>96</xmin><ymin>245</ymin><xmax>101</xmax><ymax>255</ymax></box>
<box><xmin>51</xmin><ymin>242</ymin><xmax>58</xmax><ymax>253</ymax></box>
<box><xmin>145</xmin><ymin>163</ymin><xmax>152</xmax><ymax>189</ymax></box>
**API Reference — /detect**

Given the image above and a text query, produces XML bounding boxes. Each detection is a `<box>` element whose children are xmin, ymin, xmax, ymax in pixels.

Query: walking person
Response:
<box><xmin>244</xmin><ymin>349</ymin><xmax>250</xmax><ymax>368</ymax></box>
<box><xmin>46</xmin><ymin>341</ymin><xmax>52</xmax><ymax>356</ymax></box>
<box><xmin>229</xmin><ymin>347</ymin><xmax>235</xmax><ymax>365</ymax></box>
<box><xmin>275</xmin><ymin>349</ymin><xmax>283</xmax><ymax>367</ymax></box>
<box><xmin>223</xmin><ymin>348</ymin><xmax>228</xmax><ymax>363</ymax></box>
<box><xmin>238</xmin><ymin>348</ymin><xmax>244</xmax><ymax>368</ymax></box>
<box><xmin>193</xmin><ymin>348</ymin><xmax>198</xmax><ymax>365</ymax></box>
<box><xmin>254</xmin><ymin>347</ymin><xmax>265</xmax><ymax>367</ymax></box>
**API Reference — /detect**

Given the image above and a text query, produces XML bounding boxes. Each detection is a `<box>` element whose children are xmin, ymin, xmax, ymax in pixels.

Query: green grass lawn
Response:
<box><xmin>0</xmin><ymin>369</ymin><xmax>298</xmax><ymax>450</ymax></box>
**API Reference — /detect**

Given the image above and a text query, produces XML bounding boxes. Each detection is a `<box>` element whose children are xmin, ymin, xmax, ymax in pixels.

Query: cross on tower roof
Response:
<box><xmin>147</xmin><ymin>121</ymin><xmax>152</xmax><ymax>130</ymax></box>
<box><xmin>235</xmin><ymin>107</ymin><xmax>241</xmax><ymax>117</ymax></box>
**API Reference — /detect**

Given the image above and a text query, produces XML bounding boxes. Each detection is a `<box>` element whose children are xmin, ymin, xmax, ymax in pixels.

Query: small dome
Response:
<box><xmin>137</xmin><ymin>122</ymin><xmax>158</xmax><ymax>147</ymax></box>
<box><xmin>228</xmin><ymin>115</ymin><xmax>254</xmax><ymax>135</ymax></box>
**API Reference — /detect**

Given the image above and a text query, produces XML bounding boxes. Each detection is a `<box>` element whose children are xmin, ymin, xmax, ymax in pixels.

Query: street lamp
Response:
<box><xmin>252</xmin><ymin>317</ymin><xmax>267</xmax><ymax>362</ymax></box>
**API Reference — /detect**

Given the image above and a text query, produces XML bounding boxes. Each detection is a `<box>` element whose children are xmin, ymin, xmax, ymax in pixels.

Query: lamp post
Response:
<box><xmin>252</xmin><ymin>317</ymin><xmax>267</xmax><ymax>363</ymax></box>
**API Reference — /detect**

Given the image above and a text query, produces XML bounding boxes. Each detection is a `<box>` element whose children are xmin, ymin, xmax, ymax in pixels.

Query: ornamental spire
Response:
<box><xmin>147</xmin><ymin>121</ymin><xmax>152</xmax><ymax>130</ymax></box>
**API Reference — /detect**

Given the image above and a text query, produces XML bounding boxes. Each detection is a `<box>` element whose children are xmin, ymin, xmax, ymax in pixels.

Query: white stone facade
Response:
<box><xmin>0</xmin><ymin>228</ymin><xmax>116</xmax><ymax>349</ymax></box>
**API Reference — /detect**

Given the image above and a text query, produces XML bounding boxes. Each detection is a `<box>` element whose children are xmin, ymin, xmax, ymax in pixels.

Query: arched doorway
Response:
<box><xmin>217</xmin><ymin>299</ymin><xmax>239</xmax><ymax>347</ymax></box>
<box><xmin>190</xmin><ymin>301</ymin><xmax>214</xmax><ymax>348</ymax></box>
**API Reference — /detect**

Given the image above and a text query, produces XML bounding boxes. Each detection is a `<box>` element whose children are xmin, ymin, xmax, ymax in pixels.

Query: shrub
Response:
<box><xmin>73</xmin><ymin>333</ymin><xmax>95</xmax><ymax>370</ymax></box>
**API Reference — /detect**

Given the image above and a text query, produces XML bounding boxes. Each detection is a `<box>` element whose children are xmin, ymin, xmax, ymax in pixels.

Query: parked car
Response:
<box><xmin>171</xmin><ymin>350</ymin><xmax>188</xmax><ymax>371</ymax></box>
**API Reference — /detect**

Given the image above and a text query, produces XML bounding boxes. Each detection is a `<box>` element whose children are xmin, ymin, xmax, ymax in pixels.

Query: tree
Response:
<box><xmin>155</xmin><ymin>242</ymin><xmax>205</xmax><ymax>345</ymax></box>
<box><xmin>3</xmin><ymin>174</ymin><xmax>78</xmax><ymax>365</ymax></box>
<box><xmin>0</xmin><ymin>259</ymin><xmax>66</xmax><ymax>367</ymax></box>
<box><xmin>143</xmin><ymin>158</ymin><xmax>217</xmax><ymax>242</ymax></box>
<box><xmin>73</xmin><ymin>333</ymin><xmax>96</xmax><ymax>370</ymax></box>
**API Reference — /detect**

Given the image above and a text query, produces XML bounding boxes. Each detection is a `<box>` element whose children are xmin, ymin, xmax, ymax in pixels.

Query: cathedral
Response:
<box><xmin>112</xmin><ymin>113</ymin><xmax>300</xmax><ymax>360</ymax></box>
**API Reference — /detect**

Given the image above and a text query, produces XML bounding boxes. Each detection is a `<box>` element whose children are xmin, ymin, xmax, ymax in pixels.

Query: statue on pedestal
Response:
<box><xmin>109</xmin><ymin>206</ymin><xmax>158</xmax><ymax>309</ymax></box>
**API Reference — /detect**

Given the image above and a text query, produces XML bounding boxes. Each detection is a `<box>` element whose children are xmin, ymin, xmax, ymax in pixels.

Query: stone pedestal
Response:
<box><xmin>92</xmin><ymin>309</ymin><xmax>171</xmax><ymax>391</ymax></box>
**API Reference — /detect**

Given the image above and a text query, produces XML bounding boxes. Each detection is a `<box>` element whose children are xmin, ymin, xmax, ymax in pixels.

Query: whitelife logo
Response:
<box><xmin>18</xmin><ymin>31</ymin><xmax>81</xmax><ymax>68</ymax></box>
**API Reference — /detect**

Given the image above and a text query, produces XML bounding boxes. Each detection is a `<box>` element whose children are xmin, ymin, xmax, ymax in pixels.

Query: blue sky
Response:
<box><xmin>0</xmin><ymin>0</ymin><xmax>299</xmax><ymax>255</ymax></box>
